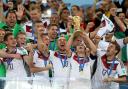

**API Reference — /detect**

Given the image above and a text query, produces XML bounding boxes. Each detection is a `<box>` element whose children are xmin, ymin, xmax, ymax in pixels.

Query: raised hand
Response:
<box><xmin>25</xmin><ymin>43</ymin><xmax>33</xmax><ymax>52</ymax></box>
<box><xmin>46</xmin><ymin>64</ymin><xmax>52</xmax><ymax>70</ymax></box>
<box><xmin>0</xmin><ymin>0</ymin><xmax>4</xmax><ymax>21</ymax></box>
<box><xmin>7</xmin><ymin>1</ymin><xmax>13</xmax><ymax>9</ymax></box>
<box><xmin>16</xmin><ymin>4</ymin><xmax>24</xmax><ymax>20</ymax></box>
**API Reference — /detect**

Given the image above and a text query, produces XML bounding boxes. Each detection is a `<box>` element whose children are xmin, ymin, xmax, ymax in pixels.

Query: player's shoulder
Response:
<box><xmin>16</xmin><ymin>47</ymin><xmax>28</xmax><ymax>55</ymax></box>
<box><xmin>23</xmin><ymin>21</ymin><xmax>32</xmax><ymax>26</ymax></box>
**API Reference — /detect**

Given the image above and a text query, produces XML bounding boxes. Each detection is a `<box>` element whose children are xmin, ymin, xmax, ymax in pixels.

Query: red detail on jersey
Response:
<box><xmin>54</xmin><ymin>52</ymin><xmax>67</xmax><ymax>59</ymax></box>
<box><xmin>101</xmin><ymin>55</ymin><xmax>118</xmax><ymax>70</ymax></box>
<box><xmin>73</xmin><ymin>55</ymin><xmax>79</xmax><ymax>63</ymax></box>
<box><xmin>26</xmin><ymin>25</ymin><xmax>32</xmax><ymax>32</ymax></box>
<box><xmin>101</xmin><ymin>20</ymin><xmax>106</xmax><ymax>27</ymax></box>
<box><xmin>37</xmin><ymin>51</ymin><xmax>50</xmax><ymax>61</ymax></box>
<box><xmin>44</xmin><ymin>22</ymin><xmax>47</xmax><ymax>28</ymax></box>
<box><xmin>73</xmin><ymin>54</ymin><xmax>89</xmax><ymax>64</ymax></box>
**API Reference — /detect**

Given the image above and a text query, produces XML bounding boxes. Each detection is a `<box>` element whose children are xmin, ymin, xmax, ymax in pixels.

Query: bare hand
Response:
<box><xmin>103</xmin><ymin>77</ymin><xmax>114</xmax><ymax>82</ymax></box>
<box><xmin>46</xmin><ymin>64</ymin><xmax>52</xmax><ymax>70</ymax></box>
<box><xmin>11</xmin><ymin>53</ymin><xmax>22</xmax><ymax>59</ymax></box>
<box><xmin>25</xmin><ymin>43</ymin><xmax>33</xmax><ymax>52</ymax></box>
<box><xmin>7</xmin><ymin>1</ymin><xmax>13</xmax><ymax>9</ymax></box>
<box><xmin>16</xmin><ymin>4</ymin><xmax>24</xmax><ymax>20</ymax></box>
<box><xmin>59</xmin><ymin>2</ymin><xmax>66</xmax><ymax>10</ymax></box>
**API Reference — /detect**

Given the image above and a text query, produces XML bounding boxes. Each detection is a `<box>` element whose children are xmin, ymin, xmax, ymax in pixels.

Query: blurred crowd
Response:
<box><xmin>0</xmin><ymin>0</ymin><xmax>128</xmax><ymax>89</ymax></box>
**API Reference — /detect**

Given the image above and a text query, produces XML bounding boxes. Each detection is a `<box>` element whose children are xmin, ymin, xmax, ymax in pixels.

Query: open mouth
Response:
<box><xmin>21</xmin><ymin>43</ymin><xmax>25</xmax><ymax>45</ymax></box>
<box><xmin>79</xmin><ymin>46</ymin><xmax>83</xmax><ymax>49</ymax></box>
<box><xmin>46</xmin><ymin>43</ymin><xmax>49</xmax><ymax>47</ymax></box>
<box><xmin>53</xmin><ymin>33</ymin><xmax>57</xmax><ymax>36</ymax></box>
<box><xmin>60</xmin><ymin>44</ymin><xmax>65</xmax><ymax>47</ymax></box>
<box><xmin>10</xmin><ymin>21</ymin><xmax>15</xmax><ymax>24</ymax></box>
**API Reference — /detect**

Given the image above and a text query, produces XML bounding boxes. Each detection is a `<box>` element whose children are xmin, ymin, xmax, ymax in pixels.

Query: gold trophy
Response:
<box><xmin>73</xmin><ymin>16</ymin><xmax>82</xmax><ymax>30</ymax></box>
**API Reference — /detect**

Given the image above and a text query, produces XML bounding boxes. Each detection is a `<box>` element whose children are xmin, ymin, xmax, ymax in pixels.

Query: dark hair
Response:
<box><xmin>34</xmin><ymin>20</ymin><xmax>43</xmax><ymax>24</ymax></box>
<box><xmin>29</xmin><ymin>2</ymin><xmax>41</xmax><ymax>12</ymax></box>
<box><xmin>48</xmin><ymin>24</ymin><xmax>58</xmax><ymax>30</ymax></box>
<box><xmin>5</xmin><ymin>10</ymin><xmax>17</xmax><ymax>18</ymax></box>
<box><xmin>111</xmin><ymin>41</ymin><xmax>120</xmax><ymax>55</ymax></box>
<box><xmin>72</xmin><ymin>5</ymin><xmax>80</xmax><ymax>11</ymax></box>
<box><xmin>33</xmin><ymin>20</ymin><xmax>44</xmax><ymax>28</ymax></box>
<box><xmin>117</xmin><ymin>12</ymin><xmax>125</xmax><ymax>17</ymax></box>
<box><xmin>59</xmin><ymin>7</ymin><xmax>69</xmax><ymax>16</ymax></box>
<box><xmin>4</xmin><ymin>32</ymin><xmax>13</xmax><ymax>41</ymax></box>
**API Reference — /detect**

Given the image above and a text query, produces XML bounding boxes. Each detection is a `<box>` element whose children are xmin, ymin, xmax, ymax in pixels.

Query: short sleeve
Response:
<box><xmin>115</xmin><ymin>38</ymin><xmax>125</xmax><ymax>48</ymax></box>
<box><xmin>116</xmin><ymin>61</ymin><xmax>127</xmax><ymax>76</ymax></box>
<box><xmin>17</xmin><ymin>47</ymin><xmax>28</xmax><ymax>56</ymax></box>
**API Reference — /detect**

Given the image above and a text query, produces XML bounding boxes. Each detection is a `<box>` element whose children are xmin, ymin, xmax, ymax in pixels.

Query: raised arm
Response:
<box><xmin>0</xmin><ymin>1</ymin><xmax>4</xmax><ymax>22</ymax></box>
<box><xmin>82</xmin><ymin>32</ymin><xmax>97</xmax><ymax>55</ymax></box>
<box><xmin>110</xmin><ymin>8</ymin><xmax>126</xmax><ymax>32</ymax></box>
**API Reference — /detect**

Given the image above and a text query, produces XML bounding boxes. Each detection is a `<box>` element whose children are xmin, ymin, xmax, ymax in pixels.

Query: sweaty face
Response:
<box><xmin>57</xmin><ymin>37</ymin><xmax>66</xmax><ymax>51</ymax></box>
<box><xmin>6</xmin><ymin>35</ymin><xmax>17</xmax><ymax>47</ymax></box>
<box><xmin>6</xmin><ymin>13</ymin><xmax>17</xmax><ymax>28</ymax></box>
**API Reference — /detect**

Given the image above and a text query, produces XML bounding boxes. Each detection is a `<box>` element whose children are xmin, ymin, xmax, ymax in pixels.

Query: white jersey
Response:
<box><xmin>91</xmin><ymin>55</ymin><xmax>127</xmax><ymax>89</ymax></box>
<box><xmin>97</xmin><ymin>40</ymin><xmax>109</xmax><ymax>57</ymax></box>
<box><xmin>32</xmin><ymin>50</ymin><xmax>52</xmax><ymax>89</ymax></box>
<box><xmin>69</xmin><ymin>53</ymin><xmax>95</xmax><ymax>89</ymax></box>
<box><xmin>4</xmin><ymin>47</ymin><xmax>31</xmax><ymax>89</ymax></box>
<box><xmin>23</xmin><ymin>20</ymin><xmax>44</xmax><ymax>41</ymax></box>
<box><xmin>5</xmin><ymin>47</ymin><xmax>28</xmax><ymax>78</ymax></box>
<box><xmin>50</xmin><ymin>51</ymin><xmax>71</xmax><ymax>89</ymax></box>
<box><xmin>33</xmin><ymin>50</ymin><xmax>50</xmax><ymax>78</ymax></box>
<box><xmin>23</xmin><ymin>21</ymin><xmax>34</xmax><ymax>40</ymax></box>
